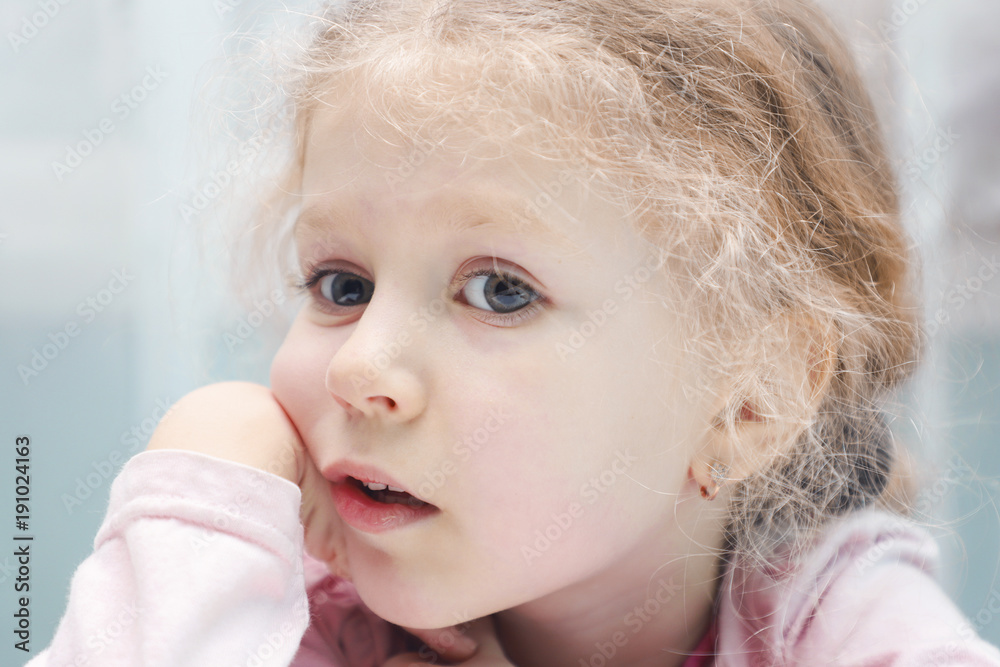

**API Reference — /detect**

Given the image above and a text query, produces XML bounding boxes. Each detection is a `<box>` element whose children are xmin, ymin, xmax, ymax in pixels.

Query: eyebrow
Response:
<box><xmin>293</xmin><ymin>186</ymin><xmax>588</xmax><ymax>257</ymax></box>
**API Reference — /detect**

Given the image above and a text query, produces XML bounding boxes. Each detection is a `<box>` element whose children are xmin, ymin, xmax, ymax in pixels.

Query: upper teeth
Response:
<box><xmin>363</xmin><ymin>482</ymin><xmax>405</xmax><ymax>493</ymax></box>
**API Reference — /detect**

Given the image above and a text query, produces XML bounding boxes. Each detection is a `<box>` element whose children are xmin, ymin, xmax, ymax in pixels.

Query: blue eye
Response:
<box><xmin>296</xmin><ymin>269</ymin><xmax>374</xmax><ymax>310</ymax></box>
<box><xmin>458</xmin><ymin>268</ymin><xmax>541</xmax><ymax>315</ymax></box>
<box><xmin>295</xmin><ymin>265</ymin><xmax>543</xmax><ymax>323</ymax></box>
<box><xmin>316</xmin><ymin>272</ymin><xmax>373</xmax><ymax>307</ymax></box>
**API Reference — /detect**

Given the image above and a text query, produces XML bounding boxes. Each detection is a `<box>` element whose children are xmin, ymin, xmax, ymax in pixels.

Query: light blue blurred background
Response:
<box><xmin>1</xmin><ymin>0</ymin><xmax>998</xmax><ymax>664</ymax></box>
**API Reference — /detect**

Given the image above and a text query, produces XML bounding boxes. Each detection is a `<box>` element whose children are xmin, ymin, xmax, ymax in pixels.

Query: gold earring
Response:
<box><xmin>700</xmin><ymin>462</ymin><xmax>730</xmax><ymax>501</ymax></box>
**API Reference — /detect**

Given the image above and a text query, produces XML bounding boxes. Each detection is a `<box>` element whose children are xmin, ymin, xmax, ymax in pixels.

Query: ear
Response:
<box><xmin>691</xmin><ymin>314</ymin><xmax>837</xmax><ymax>490</ymax></box>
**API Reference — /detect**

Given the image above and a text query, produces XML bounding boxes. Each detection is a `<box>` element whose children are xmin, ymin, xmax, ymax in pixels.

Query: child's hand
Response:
<box><xmin>145</xmin><ymin>382</ymin><xmax>348</xmax><ymax>572</ymax></box>
<box><xmin>385</xmin><ymin>617</ymin><xmax>512</xmax><ymax>666</ymax></box>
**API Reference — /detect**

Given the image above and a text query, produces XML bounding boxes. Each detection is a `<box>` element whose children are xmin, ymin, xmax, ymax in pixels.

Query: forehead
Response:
<box><xmin>295</xmin><ymin>106</ymin><xmax>601</xmax><ymax>258</ymax></box>
<box><xmin>294</xmin><ymin>182</ymin><xmax>592</xmax><ymax>258</ymax></box>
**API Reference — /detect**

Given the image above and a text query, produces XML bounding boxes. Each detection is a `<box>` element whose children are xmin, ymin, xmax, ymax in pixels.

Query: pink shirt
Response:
<box><xmin>25</xmin><ymin>450</ymin><xmax>1000</xmax><ymax>666</ymax></box>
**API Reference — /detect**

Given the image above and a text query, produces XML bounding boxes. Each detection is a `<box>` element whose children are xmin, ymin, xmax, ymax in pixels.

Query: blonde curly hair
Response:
<box><xmin>225</xmin><ymin>0</ymin><xmax>923</xmax><ymax>571</ymax></box>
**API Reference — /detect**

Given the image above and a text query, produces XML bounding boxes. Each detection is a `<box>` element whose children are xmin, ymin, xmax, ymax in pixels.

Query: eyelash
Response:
<box><xmin>293</xmin><ymin>265</ymin><xmax>544</xmax><ymax>326</ymax></box>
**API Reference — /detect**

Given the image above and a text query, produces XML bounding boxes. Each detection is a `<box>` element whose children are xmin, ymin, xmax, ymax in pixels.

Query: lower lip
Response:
<box><xmin>331</xmin><ymin>481</ymin><xmax>439</xmax><ymax>534</ymax></box>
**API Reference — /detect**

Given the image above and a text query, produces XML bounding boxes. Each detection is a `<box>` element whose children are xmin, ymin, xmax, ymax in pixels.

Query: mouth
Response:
<box><xmin>325</xmin><ymin>462</ymin><xmax>440</xmax><ymax>534</ymax></box>
<box><xmin>349</xmin><ymin>477</ymin><xmax>431</xmax><ymax>508</ymax></box>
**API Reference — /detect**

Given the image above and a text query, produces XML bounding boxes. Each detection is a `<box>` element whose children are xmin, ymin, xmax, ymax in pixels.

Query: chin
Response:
<box><xmin>351</xmin><ymin>571</ymin><xmax>494</xmax><ymax>630</ymax></box>
<box><xmin>360</xmin><ymin>590</ymin><xmax>459</xmax><ymax>629</ymax></box>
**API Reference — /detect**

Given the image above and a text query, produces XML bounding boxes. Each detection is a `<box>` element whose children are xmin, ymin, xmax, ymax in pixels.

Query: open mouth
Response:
<box><xmin>326</xmin><ymin>461</ymin><xmax>440</xmax><ymax>533</ymax></box>
<box><xmin>349</xmin><ymin>477</ymin><xmax>431</xmax><ymax>508</ymax></box>
<box><xmin>333</xmin><ymin>476</ymin><xmax>439</xmax><ymax>534</ymax></box>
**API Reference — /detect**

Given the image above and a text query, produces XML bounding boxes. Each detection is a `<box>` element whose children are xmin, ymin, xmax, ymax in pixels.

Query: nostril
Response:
<box><xmin>368</xmin><ymin>396</ymin><xmax>396</xmax><ymax>410</ymax></box>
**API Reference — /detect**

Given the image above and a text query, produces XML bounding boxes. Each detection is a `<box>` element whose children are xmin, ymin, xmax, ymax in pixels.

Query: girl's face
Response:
<box><xmin>270</xmin><ymin>107</ymin><xmax>722</xmax><ymax>628</ymax></box>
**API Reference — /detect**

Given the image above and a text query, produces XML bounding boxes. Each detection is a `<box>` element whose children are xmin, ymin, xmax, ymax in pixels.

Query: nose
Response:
<box><xmin>324</xmin><ymin>293</ymin><xmax>428</xmax><ymax>422</ymax></box>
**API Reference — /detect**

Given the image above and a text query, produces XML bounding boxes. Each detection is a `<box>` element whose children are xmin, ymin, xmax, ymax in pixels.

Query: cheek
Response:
<box><xmin>446</xmin><ymin>386</ymin><xmax>610</xmax><ymax>552</ymax></box>
<box><xmin>270</xmin><ymin>326</ymin><xmax>325</xmax><ymax>427</ymax></box>
<box><xmin>452</xmin><ymin>317</ymin><xmax>690</xmax><ymax>546</ymax></box>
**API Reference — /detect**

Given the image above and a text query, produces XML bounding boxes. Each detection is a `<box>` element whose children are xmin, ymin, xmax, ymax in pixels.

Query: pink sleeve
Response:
<box><xmin>291</xmin><ymin>555</ymin><xmax>414</xmax><ymax>666</ymax></box>
<box><xmin>790</xmin><ymin>537</ymin><xmax>1000</xmax><ymax>666</ymax></box>
<box><xmin>716</xmin><ymin>507</ymin><xmax>1000</xmax><ymax>667</ymax></box>
<box><xmin>23</xmin><ymin>449</ymin><xmax>402</xmax><ymax>667</ymax></box>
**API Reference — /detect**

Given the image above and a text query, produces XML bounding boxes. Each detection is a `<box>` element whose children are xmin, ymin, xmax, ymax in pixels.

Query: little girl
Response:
<box><xmin>28</xmin><ymin>0</ymin><xmax>1000</xmax><ymax>665</ymax></box>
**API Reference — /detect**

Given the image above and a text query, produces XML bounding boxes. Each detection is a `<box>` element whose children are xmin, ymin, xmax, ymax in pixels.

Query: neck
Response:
<box><xmin>493</xmin><ymin>501</ymin><xmax>729</xmax><ymax>667</ymax></box>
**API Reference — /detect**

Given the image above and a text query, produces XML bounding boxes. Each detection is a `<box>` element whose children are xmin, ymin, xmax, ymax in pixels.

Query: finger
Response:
<box><xmin>381</xmin><ymin>652</ymin><xmax>426</xmax><ymax>667</ymax></box>
<box><xmin>460</xmin><ymin>617</ymin><xmax>507</xmax><ymax>661</ymax></box>
<box><xmin>267</xmin><ymin>390</ymin><xmax>350</xmax><ymax>578</ymax></box>
<box><xmin>298</xmin><ymin>448</ymin><xmax>350</xmax><ymax>576</ymax></box>
<box><xmin>390</xmin><ymin>618</ymin><xmax>509</xmax><ymax>666</ymax></box>
<box><xmin>403</xmin><ymin>624</ymin><xmax>478</xmax><ymax>662</ymax></box>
